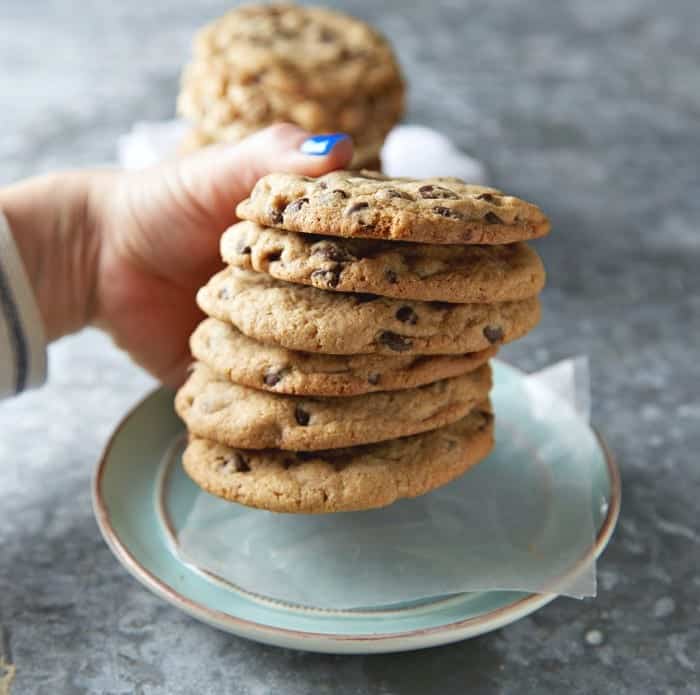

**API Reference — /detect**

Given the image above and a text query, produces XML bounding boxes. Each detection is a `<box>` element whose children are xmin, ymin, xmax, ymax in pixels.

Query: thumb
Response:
<box><xmin>170</xmin><ymin>124</ymin><xmax>353</xmax><ymax>230</ymax></box>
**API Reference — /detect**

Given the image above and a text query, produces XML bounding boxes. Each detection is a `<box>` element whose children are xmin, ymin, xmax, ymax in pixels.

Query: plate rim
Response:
<box><xmin>92</xmin><ymin>373</ymin><xmax>621</xmax><ymax>649</ymax></box>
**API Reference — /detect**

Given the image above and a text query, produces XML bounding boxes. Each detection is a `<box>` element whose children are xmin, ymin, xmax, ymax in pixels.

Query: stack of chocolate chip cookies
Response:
<box><xmin>177</xmin><ymin>3</ymin><xmax>404</xmax><ymax>169</ymax></box>
<box><xmin>176</xmin><ymin>171</ymin><xmax>550</xmax><ymax>513</ymax></box>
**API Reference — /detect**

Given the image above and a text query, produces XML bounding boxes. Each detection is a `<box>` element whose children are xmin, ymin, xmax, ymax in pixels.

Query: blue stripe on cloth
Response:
<box><xmin>0</xmin><ymin>255</ymin><xmax>28</xmax><ymax>393</ymax></box>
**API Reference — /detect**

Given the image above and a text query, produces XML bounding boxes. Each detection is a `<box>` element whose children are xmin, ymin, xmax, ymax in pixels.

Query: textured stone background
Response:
<box><xmin>1</xmin><ymin>1</ymin><xmax>699</xmax><ymax>693</ymax></box>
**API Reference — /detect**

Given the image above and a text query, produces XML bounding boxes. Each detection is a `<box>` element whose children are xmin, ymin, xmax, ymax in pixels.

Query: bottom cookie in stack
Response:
<box><xmin>175</xmin><ymin>354</ymin><xmax>494</xmax><ymax>513</ymax></box>
<box><xmin>182</xmin><ymin>404</ymin><xmax>493</xmax><ymax>514</ymax></box>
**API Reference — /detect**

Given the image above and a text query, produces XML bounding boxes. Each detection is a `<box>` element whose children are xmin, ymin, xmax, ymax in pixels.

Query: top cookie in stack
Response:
<box><xmin>175</xmin><ymin>171</ymin><xmax>549</xmax><ymax>514</ymax></box>
<box><xmin>178</xmin><ymin>3</ymin><xmax>405</xmax><ymax>169</ymax></box>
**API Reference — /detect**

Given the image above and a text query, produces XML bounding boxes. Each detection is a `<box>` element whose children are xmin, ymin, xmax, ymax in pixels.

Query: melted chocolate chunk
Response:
<box><xmin>433</xmin><ymin>206</ymin><xmax>465</xmax><ymax>220</ymax></box>
<box><xmin>218</xmin><ymin>453</ymin><xmax>250</xmax><ymax>473</ymax></box>
<box><xmin>312</xmin><ymin>242</ymin><xmax>355</xmax><ymax>263</ymax></box>
<box><xmin>296</xmin><ymin>451</ymin><xmax>316</xmax><ymax>461</ymax></box>
<box><xmin>310</xmin><ymin>267</ymin><xmax>341</xmax><ymax>289</ymax></box>
<box><xmin>367</xmin><ymin>372</ymin><xmax>381</xmax><ymax>385</ymax></box>
<box><xmin>376</xmin><ymin>188</ymin><xmax>412</xmax><ymax>201</ymax></box>
<box><xmin>419</xmin><ymin>184</ymin><xmax>459</xmax><ymax>199</ymax></box>
<box><xmin>345</xmin><ymin>201</ymin><xmax>370</xmax><ymax>215</ymax></box>
<box><xmin>233</xmin><ymin>455</ymin><xmax>251</xmax><ymax>473</ymax></box>
<box><xmin>331</xmin><ymin>188</ymin><xmax>349</xmax><ymax>199</ymax></box>
<box><xmin>395</xmin><ymin>306</ymin><xmax>418</xmax><ymax>324</ymax></box>
<box><xmin>377</xmin><ymin>331</ymin><xmax>413</xmax><ymax>352</ymax></box>
<box><xmin>268</xmin><ymin>205</ymin><xmax>284</xmax><ymax>225</ymax></box>
<box><xmin>284</xmin><ymin>197</ymin><xmax>309</xmax><ymax>215</ymax></box>
<box><xmin>475</xmin><ymin>192</ymin><xmax>502</xmax><ymax>205</ymax></box>
<box><xmin>484</xmin><ymin>211</ymin><xmax>504</xmax><ymax>224</ymax></box>
<box><xmin>263</xmin><ymin>367</ymin><xmax>288</xmax><ymax>387</ymax></box>
<box><xmin>235</xmin><ymin>239</ymin><xmax>251</xmax><ymax>255</ymax></box>
<box><xmin>384</xmin><ymin>269</ymin><xmax>398</xmax><ymax>284</ymax></box>
<box><xmin>477</xmin><ymin>411</ymin><xmax>495</xmax><ymax>430</ymax></box>
<box><xmin>483</xmin><ymin>325</ymin><xmax>504</xmax><ymax>343</ymax></box>
<box><xmin>294</xmin><ymin>405</ymin><xmax>310</xmax><ymax>426</ymax></box>
<box><xmin>266</xmin><ymin>250</ymin><xmax>282</xmax><ymax>262</ymax></box>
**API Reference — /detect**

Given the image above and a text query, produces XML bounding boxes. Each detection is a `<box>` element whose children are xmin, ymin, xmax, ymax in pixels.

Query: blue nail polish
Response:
<box><xmin>300</xmin><ymin>133</ymin><xmax>350</xmax><ymax>156</ymax></box>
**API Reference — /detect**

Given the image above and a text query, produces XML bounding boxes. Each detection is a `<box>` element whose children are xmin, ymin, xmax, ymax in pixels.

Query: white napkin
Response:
<box><xmin>117</xmin><ymin>120</ymin><xmax>487</xmax><ymax>183</ymax></box>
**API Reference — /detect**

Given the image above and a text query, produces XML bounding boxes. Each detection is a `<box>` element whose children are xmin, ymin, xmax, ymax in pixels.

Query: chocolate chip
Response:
<box><xmin>384</xmin><ymin>269</ymin><xmax>398</xmax><ymax>284</ymax></box>
<box><xmin>430</xmin><ymin>301</ymin><xmax>452</xmax><ymax>310</ymax></box>
<box><xmin>433</xmin><ymin>206</ymin><xmax>465</xmax><ymax>220</ymax></box>
<box><xmin>484</xmin><ymin>211</ymin><xmax>504</xmax><ymax>224</ymax></box>
<box><xmin>263</xmin><ymin>367</ymin><xmax>288</xmax><ymax>386</ymax></box>
<box><xmin>235</xmin><ymin>239</ymin><xmax>251</xmax><ymax>255</ymax></box>
<box><xmin>483</xmin><ymin>325</ymin><xmax>504</xmax><ymax>343</ymax></box>
<box><xmin>284</xmin><ymin>197</ymin><xmax>309</xmax><ymax>215</ymax></box>
<box><xmin>319</xmin><ymin>28</ymin><xmax>335</xmax><ymax>42</ymax></box>
<box><xmin>331</xmin><ymin>188</ymin><xmax>349</xmax><ymax>199</ymax></box>
<box><xmin>318</xmin><ymin>181</ymin><xmax>328</xmax><ymax>189</ymax></box>
<box><xmin>377</xmin><ymin>331</ymin><xmax>413</xmax><ymax>352</ymax></box>
<box><xmin>311</xmin><ymin>242</ymin><xmax>355</xmax><ymax>263</ymax></box>
<box><xmin>266</xmin><ymin>250</ymin><xmax>282</xmax><ymax>262</ymax></box>
<box><xmin>375</xmin><ymin>188</ymin><xmax>412</xmax><ymax>201</ymax></box>
<box><xmin>217</xmin><ymin>287</ymin><xmax>230</xmax><ymax>300</ymax></box>
<box><xmin>475</xmin><ymin>192</ymin><xmax>502</xmax><ymax>205</ymax></box>
<box><xmin>355</xmin><ymin>293</ymin><xmax>379</xmax><ymax>303</ymax></box>
<box><xmin>367</xmin><ymin>373</ymin><xmax>381</xmax><ymax>385</ymax></box>
<box><xmin>310</xmin><ymin>267</ymin><xmax>341</xmax><ymax>289</ymax></box>
<box><xmin>419</xmin><ymin>185</ymin><xmax>459</xmax><ymax>199</ymax></box>
<box><xmin>233</xmin><ymin>455</ymin><xmax>251</xmax><ymax>473</ymax></box>
<box><xmin>294</xmin><ymin>405</ymin><xmax>310</xmax><ymax>426</ymax></box>
<box><xmin>268</xmin><ymin>205</ymin><xmax>284</xmax><ymax>225</ymax></box>
<box><xmin>477</xmin><ymin>411</ymin><xmax>495</xmax><ymax>430</ymax></box>
<box><xmin>395</xmin><ymin>306</ymin><xmax>418</xmax><ymax>324</ymax></box>
<box><xmin>345</xmin><ymin>201</ymin><xmax>369</xmax><ymax>216</ymax></box>
<box><xmin>217</xmin><ymin>453</ymin><xmax>250</xmax><ymax>473</ymax></box>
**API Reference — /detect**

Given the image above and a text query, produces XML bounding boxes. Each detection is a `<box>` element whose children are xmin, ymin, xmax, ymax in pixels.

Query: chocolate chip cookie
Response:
<box><xmin>182</xmin><ymin>4</ymin><xmax>404</xmax><ymax>101</ymax></box>
<box><xmin>236</xmin><ymin>171</ymin><xmax>550</xmax><ymax>245</ymax></box>
<box><xmin>182</xmin><ymin>404</ymin><xmax>494</xmax><ymax>513</ymax></box>
<box><xmin>191</xmin><ymin>318</ymin><xmax>496</xmax><ymax>396</ymax></box>
<box><xmin>177</xmin><ymin>4</ymin><xmax>404</xmax><ymax>168</ymax></box>
<box><xmin>197</xmin><ymin>267</ymin><xmax>541</xmax><ymax>355</ymax></box>
<box><xmin>175</xmin><ymin>362</ymin><xmax>492</xmax><ymax>451</ymax></box>
<box><xmin>222</xmin><ymin>221</ymin><xmax>545</xmax><ymax>302</ymax></box>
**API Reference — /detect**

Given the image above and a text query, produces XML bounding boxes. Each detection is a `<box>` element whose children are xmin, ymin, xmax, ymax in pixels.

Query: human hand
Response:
<box><xmin>1</xmin><ymin>125</ymin><xmax>352</xmax><ymax>386</ymax></box>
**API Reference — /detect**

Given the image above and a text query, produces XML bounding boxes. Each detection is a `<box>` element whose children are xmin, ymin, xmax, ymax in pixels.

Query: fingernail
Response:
<box><xmin>299</xmin><ymin>133</ymin><xmax>350</xmax><ymax>156</ymax></box>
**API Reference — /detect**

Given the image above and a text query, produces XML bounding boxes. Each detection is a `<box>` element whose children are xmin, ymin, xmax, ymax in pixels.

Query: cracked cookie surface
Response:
<box><xmin>236</xmin><ymin>171</ymin><xmax>550</xmax><ymax>245</ymax></box>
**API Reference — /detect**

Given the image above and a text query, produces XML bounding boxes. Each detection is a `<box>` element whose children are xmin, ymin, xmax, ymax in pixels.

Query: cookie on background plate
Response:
<box><xmin>182</xmin><ymin>403</ymin><xmax>494</xmax><ymax>513</ymax></box>
<box><xmin>197</xmin><ymin>267</ymin><xmax>541</xmax><ymax>356</ymax></box>
<box><xmin>222</xmin><ymin>221</ymin><xmax>545</xmax><ymax>303</ymax></box>
<box><xmin>191</xmin><ymin>318</ymin><xmax>496</xmax><ymax>397</ymax></box>
<box><xmin>175</xmin><ymin>362</ymin><xmax>492</xmax><ymax>451</ymax></box>
<box><xmin>236</xmin><ymin>171</ymin><xmax>550</xmax><ymax>245</ymax></box>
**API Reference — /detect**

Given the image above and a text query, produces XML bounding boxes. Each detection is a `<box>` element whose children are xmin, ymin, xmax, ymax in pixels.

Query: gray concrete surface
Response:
<box><xmin>1</xmin><ymin>0</ymin><xmax>698</xmax><ymax>693</ymax></box>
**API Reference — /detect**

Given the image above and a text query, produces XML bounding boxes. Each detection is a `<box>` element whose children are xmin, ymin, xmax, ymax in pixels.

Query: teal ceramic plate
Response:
<box><xmin>93</xmin><ymin>361</ymin><xmax>620</xmax><ymax>654</ymax></box>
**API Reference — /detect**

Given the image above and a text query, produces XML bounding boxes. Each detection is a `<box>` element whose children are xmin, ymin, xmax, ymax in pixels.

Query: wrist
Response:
<box><xmin>0</xmin><ymin>171</ymin><xmax>106</xmax><ymax>341</ymax></box>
